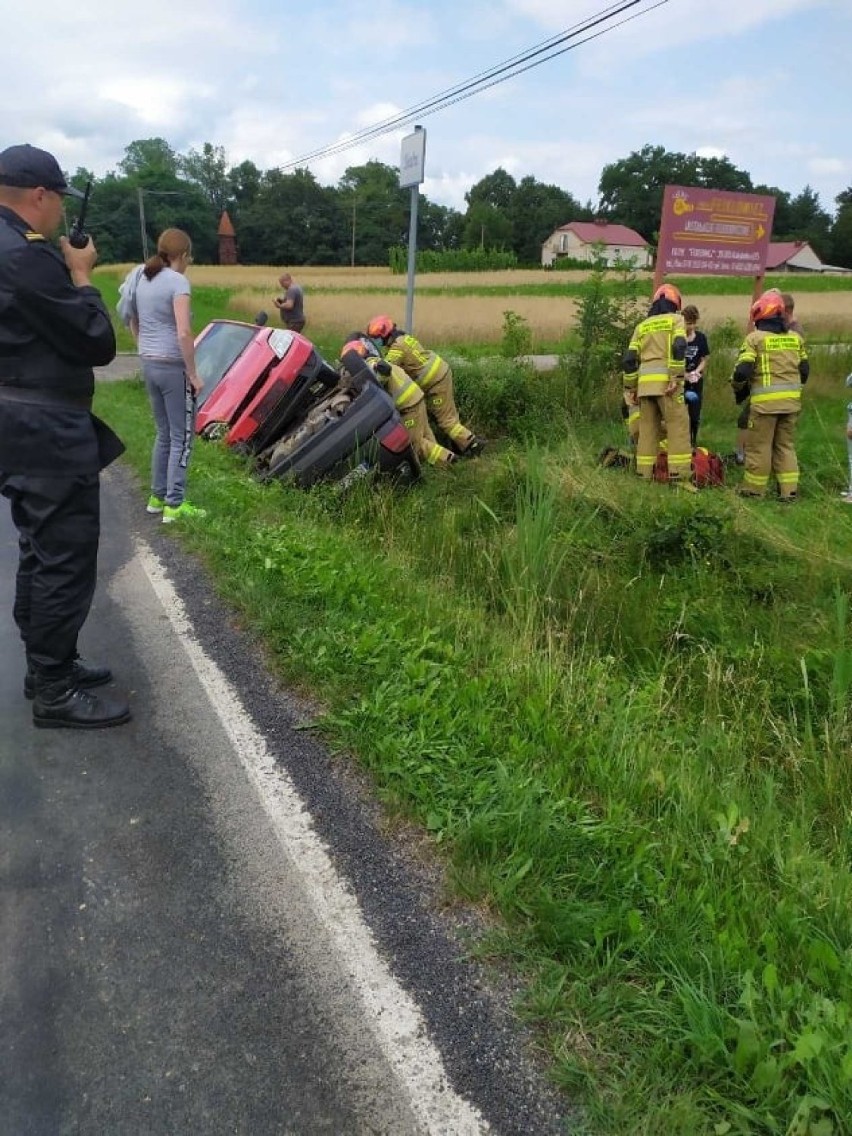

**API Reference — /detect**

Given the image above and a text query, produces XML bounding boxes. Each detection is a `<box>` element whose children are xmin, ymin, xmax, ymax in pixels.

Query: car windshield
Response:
<box><xmin>195</xmin><ymin>322</ymin><xmax>258</xmax><ymax>407</ymax></box>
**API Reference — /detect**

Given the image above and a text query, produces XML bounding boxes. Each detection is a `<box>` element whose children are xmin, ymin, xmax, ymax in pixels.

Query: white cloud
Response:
<box><xmin>1</xmin><ymin>0</ymin><xmax>849</xmax><ymax>223</ymax></box>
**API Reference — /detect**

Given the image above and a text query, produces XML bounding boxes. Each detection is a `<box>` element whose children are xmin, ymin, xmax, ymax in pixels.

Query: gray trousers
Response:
<box><xmin>143</xmin><ymin>359</ymin><xmax>195</xmax><ymax>507</ymax></box>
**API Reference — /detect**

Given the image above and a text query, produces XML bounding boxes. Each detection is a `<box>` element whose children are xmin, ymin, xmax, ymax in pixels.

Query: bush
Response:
<box><xmin>452</xmin><ymin>357</ymin><xmax>570</xmax><ymax>444</ymax></box>
<box><xmin>500</xmin><ymin>310</ymin><xmax>533</xmax><ymax>359</ymax></box>
<box><xmin>561</xmin><ymin>254</ymin><xmax>645</xmax><ymax>418</ymax></box>
<box><xmin>388</xmin><ymin>246</ymin><xmax>518</xmax><ymax>274</ymax></box>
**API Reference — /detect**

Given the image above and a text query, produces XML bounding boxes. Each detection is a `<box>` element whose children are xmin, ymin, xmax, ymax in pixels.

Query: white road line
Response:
<box><xmin>134</xmin><ymin>541</ymin><xmax>489</xmax><ymax>1136</ymax></box>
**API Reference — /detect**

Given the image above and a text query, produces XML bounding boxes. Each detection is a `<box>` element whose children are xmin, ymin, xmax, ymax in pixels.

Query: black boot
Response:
<box><xmin>24</xmin><ymin>657</ymin><xmax>112</xmax><ymax>700</ymax></box>
<box><xmin>462</xmin><ymin>436</ymin><xmax>486</xmax><ymax>458</ymax></box>
<box><xmin>33</xmin><ymin>676</ymin><xmax>131</xmax><ymax>730</ymax></box>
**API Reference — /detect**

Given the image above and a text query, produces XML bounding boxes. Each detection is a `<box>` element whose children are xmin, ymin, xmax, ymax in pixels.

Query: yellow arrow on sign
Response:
<box><xmin>756</xmin><ymin>224</ymin><xmax>765</xmax><ymax>239</ymax></box>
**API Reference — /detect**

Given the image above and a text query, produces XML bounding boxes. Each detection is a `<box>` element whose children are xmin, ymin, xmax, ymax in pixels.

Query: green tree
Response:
<box><xmin>82</xmin><ymin>172</ymin><xmax>142</xmax><ymax>263</ymax></box>
<box><xmin>462</xmin><ymin>201</ymin><xmax>513</xmax><ymax>251</ymax></box>
<box><xmin>227</xmin><ymin>160</ymin><xmax>263</xmax><ymax>215</ymax></box>
<box><xmin>783</xmin><ymin>185</ymin><xmax>833</xmax><ymax>257</ymax></box>
<box><xmin>119</xmin><ymin>138</ymin><xmax>180</xmax><ymax>182</ymax></box>
<box><xmin>465</xmin><ymin>167</ymin><xmax>517</xmax><ymax>212</ymax></box>
<box><xmin>338</xmin><ymin>161</ymin><xmax>409</xmax><ymax>265</ymax></box>
<box><xmin>110</xmin><ymin>138</ymin><xmax>220</xmax><ymax>261</ymax></box>
<box><xmin>418</xmin><ymin>199</ymin><xmax>463</xmax><ymax>252</ymax></box>
<box><xmin>180</xmin><ymin>143</ymin><xmax>230</xmax><ymax>215</ymax></box>
<box><xmin>830</xmin><ymin>187</ymin><xmax>852</xmax><ymax>267</ymax></box>
<box><xmin>754</xmin><ymin>184</ymin><xmax>793</xmax><ymax>237</ymax></box>
<box><xmin>509</xmin><ymin>176</ymin><xmax>588</xmax><ymax>265</ymax></box>
<box><xmin>598</xmin><ymin>145</ymin><xmax>752</xmax><ymax>241</ymax></box>
<box><xmin>694</xmin><ymin>155</ymin><xmax>752</xmax><ymax>192</ymax></box>
<box><xmin>239</xmin><ymin>167</ymin><xmax>346</xmax><ymax>264</ymax></box>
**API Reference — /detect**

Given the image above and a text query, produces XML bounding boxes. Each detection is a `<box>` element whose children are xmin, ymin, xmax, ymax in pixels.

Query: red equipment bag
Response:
<box><xmin>652</xmin><ymin>447</ymin><xmax>725</xmax><ymax>488</ymax></box>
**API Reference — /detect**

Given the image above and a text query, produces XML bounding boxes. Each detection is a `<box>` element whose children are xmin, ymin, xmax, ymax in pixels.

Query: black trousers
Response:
<box><xmin>0</xmin><ymin>472</ymin><xmax>100</xmax><ymax>678</ymax></box>
<box><xmin>687</xmin><ymin>396</ymin><xmax>702</xmax><ymax>447</ymax></box>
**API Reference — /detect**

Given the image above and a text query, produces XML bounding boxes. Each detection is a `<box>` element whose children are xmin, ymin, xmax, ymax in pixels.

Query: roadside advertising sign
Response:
<box><xmin>656</xmin><ymin>185</ymin><xmax>776</xmax><ymax>277</ymax></box>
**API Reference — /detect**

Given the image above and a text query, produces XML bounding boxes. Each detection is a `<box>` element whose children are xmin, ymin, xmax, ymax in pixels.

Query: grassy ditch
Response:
<box><xmin>96</xmin><ymin>343</ymin><xmax>852</xmax><ymax>1135</ymax></box>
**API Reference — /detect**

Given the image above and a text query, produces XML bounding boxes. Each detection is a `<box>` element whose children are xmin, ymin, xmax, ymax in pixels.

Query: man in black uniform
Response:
<box><xmin>0</xmin><ymin>144</ymin><xmax>130</xmax><ymax>728</ymax></box>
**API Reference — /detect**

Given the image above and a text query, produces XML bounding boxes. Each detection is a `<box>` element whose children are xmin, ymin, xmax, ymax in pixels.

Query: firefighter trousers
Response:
<box><xmin>424</xmin><ymin>368</ymin><xmax>474</xmax><ymax>453</ymax></box>
<box><xmin>742</xmin><ymin>412</ymin><xmax>799</xmax><ymax>498</ymax></box>
<box><xmin>636</xmin><ymin>394</ymin><xmax>691</xmax><ymax>480</ymax></box>
<box><xmin>0</xmin><ymin>472</ymin><xmax>100</xmax><ymax>678</ymax></box>
<box><xmin>401</xmin><ymin>399</ymin><xmax>455</xmax><ymax>465</ymax></box>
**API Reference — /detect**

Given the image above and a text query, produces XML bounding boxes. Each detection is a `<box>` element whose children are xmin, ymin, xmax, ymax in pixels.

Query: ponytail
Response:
<box><xmin>142</xmin><ymin>228</ymin><xmax>192</xmax><ymax>280</ymax></box>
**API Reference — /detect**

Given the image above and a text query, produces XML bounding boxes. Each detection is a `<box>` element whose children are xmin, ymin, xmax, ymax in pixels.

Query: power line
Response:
<box><xmin>277</xmin><ymin>0</ymin><xmax>668</xmax><ymax>173</ymax></box>
<box><xmin>281</xmin><ymin>0</ymin><xmax>647</xmax><ymax>168</ymax></box>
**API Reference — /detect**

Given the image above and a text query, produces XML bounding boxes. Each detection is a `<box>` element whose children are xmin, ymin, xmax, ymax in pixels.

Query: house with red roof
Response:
<box><xmin>542</xmin><ymin>218</ymin><xmax>651</xmax><ymax>268</ymax></box>
<box><xmin>765</xmin><ymin>240</ymin><xmax>824</xmax><ymax>272</ymax></box>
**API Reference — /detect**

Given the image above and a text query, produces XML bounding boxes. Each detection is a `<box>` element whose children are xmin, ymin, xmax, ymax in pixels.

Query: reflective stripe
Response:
<box><xmin>743</xmin><ymin>471</ymin><xmax>769</xmax><ymax>487</ymax></box>
<box><xmin>751</xmin><ymin>388</ymin><xmax>801</xmax><ymax>404</ymax></box>
<box><xmin>777</xmin><ymin>471</ymin><xmax>799</xmax><ymax>484</ymax></box>
<box><xmin>394</xmin><ymin>386</ymin><xmax>422</xmax><ymax>410</ymax></box>
<box><xmin>426</xmin><ymin>442</ymin><xmax>452</xmax><ymax>465</ymax></box>
<box><xmin>637</xmin><ymin>455</ymin><xmax>656</xmax><ymax>467</ymax></box>
<box><xmin>668</xmin><ymin>453</ymin><xmax>691</xmax><ymax>464</ymax></box>
<box><xmin>418</xmin><ymin>352</ymin><xmax>444</xmax><ymax>389</ymax></box>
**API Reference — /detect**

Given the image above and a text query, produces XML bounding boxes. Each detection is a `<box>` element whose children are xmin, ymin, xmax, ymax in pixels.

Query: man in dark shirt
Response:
<box><xmin>0</xmin><ymin>144</ymin><xmax>130</xmax><ymax>728</ymax></box>
<box><xmin>273</xmin><ymin>272</ymin><xmax>306</xmax><ymax>332</ymax></box>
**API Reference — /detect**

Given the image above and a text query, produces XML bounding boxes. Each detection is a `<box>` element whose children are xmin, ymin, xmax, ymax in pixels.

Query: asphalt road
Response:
<box><xmin>0</xmin><ymin>453</ymin><xmax>573</xmax><ymax>1135</ymax></box>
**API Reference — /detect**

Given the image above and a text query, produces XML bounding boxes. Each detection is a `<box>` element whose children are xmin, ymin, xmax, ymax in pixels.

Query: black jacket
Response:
<box><xmin>0</xmin><ymin>205</ymin><xmax>121</xmax><ymax>475</ymax></box>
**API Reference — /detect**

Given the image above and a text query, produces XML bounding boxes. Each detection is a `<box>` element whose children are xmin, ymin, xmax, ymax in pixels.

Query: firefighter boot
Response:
<box><xmin>33</xmin><ymin>675</ymin><xmax>131</xmax><ymax>730</ymax></box>
<box><xmin>462</xmin><ymin>436</ymin><xmax>486</xmax><ymax>458</ymax></box>
<box><xmin>24</xmin><ymin>656</ymin><xmax>112</xmax><ymax>700</ymax></box>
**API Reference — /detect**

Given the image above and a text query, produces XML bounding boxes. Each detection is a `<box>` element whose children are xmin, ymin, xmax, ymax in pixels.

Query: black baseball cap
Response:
<box><xmin>0</xmin><ymin>144</ymin><xmax>85</xmax><ymax>199</ymax></box>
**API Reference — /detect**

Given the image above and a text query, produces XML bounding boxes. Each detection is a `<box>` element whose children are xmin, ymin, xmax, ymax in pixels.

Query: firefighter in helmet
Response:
<box><xmin>340</xmin><ymin>337</ymin><xmax>455</xmax><ymax>467</ymax></box>
<box><xmin>365</xmin><ymin>316</ymin><xmax>483</xmax><ymax>457</ymax></box>
<box><xmin>731</xmin><ymin>290</ymin><xmax>808</xmax><ymax>500</ymax></box>
<box><xmin>622</xmin><ymin>283</ymin><xmax>691</xmax><ymax>483</ymax></box>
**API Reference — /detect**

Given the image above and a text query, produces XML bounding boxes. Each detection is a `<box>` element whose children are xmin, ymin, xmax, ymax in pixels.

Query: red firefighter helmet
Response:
<box><xmin>652</xmin><ymin>283</ymin><xmax>683</xmax><ymax>310</ymax></box>
<box><xmin>750</xmin><ymin>290</ymin><xmax>785</xmax><ymax>323</ymax></box>
<box><xmin>366</xmin><ymin>314</ymin><xmax>396</xmax><ymax>342</ymax></box>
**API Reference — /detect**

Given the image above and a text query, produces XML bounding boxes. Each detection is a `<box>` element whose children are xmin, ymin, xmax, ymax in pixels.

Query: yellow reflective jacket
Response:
<box><xmin>367</xmin><ymin>358</ymin><xmax>424</xmax><ymax>411</ymax></box>
<box><xmin>384</xmin><ymin>333</ymin><xmax>448</xmax><ymax>390</ymax></box>
<box><xmin>624</xmin><ymin>313</ymin><xmax>687</xmax><ymax>397</ymax></box>
<box><xmin>734</xmin><ymin>330</ymin><xmax>807</xmax><ymax>415</ymax></box>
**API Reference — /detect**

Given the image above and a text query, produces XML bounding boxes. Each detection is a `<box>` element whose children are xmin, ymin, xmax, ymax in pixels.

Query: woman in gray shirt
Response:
<box><xmin>131</xmin><ymin>228</ymin><xmax>205</xmax><ymax>522</ymax></box>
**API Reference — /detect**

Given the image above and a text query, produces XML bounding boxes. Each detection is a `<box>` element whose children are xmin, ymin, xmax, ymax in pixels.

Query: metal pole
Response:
<box><xmin>138</xmin><ymin>187</ymin><xmax>149</xmax><ymax>260</ymax></box>
<box><xmin>405</xmin><ymin>184</ymin><xmax>419</xmax><ymax>332</ymax></box>
<box><xmin>350</xmin><ymin>195</ymin><xmax>356</xmax><ymax>268</ymax></box>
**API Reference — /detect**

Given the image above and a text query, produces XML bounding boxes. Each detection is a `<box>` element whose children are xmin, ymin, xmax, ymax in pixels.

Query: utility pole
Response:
<box><xmin>137</xmin><ymin>187</ymin><xmax>149</xmax><ymax>260</ymax></box>
<box><xmin>350</xmin><ymin>195</ymin><xmax>356</xmax><ymax>268</ymax></box>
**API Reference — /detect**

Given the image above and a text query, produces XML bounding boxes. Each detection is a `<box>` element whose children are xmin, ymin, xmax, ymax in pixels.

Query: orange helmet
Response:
<box><xmin>341</xmin><ymin>338</ymin><xmax>369</xmax><ymax>359</ymax></box>
<box><xmin>366</xmin><ymin>315</ymin><xmax>396</xmax><ymax>342</ymax></box>
<box><xmin>652</xmin><ymin>283</ymin><xmax>682</xmax><ymax>310</ymax></box>
<box><xmin>750</xmin><ymin>290</ymin><xmax>785</xmax><ymax>323</ymax></box>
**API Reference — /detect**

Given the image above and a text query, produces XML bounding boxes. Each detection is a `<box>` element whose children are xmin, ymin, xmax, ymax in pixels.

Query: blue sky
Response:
<box><xmin>4</xmin><ymin>0</ymin><xmax>848</xmax><ymax>217</ymax></box>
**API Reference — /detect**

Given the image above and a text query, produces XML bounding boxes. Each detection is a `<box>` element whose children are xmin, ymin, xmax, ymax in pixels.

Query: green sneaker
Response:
<box><xmin>146</xmin><ymin>495</ymin><xmax>166</xmax><ymax>514</ymax></box>
<box><xmin>162</xmin><ymin>502</ymin><xmax>207</xmax><ymax>524</ymax></box>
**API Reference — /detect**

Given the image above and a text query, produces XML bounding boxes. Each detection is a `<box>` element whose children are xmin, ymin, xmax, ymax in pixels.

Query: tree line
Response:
<box><xmin>70</xmin><ymin>138</ymin><xmax>852</xmax><ymax>268</ymax></box>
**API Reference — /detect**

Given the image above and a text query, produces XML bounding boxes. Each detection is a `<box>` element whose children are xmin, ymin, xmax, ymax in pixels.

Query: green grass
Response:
<box><xmin>96</xmin><ymin>337</ymin><xmax>852</xmax><ymax>1135</ymax></box>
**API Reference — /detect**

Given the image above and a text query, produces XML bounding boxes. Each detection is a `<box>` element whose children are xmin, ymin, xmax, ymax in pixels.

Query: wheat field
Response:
<box><xmin>109</xmin><ymin>264</ymin><xmax>852</xmax><ymax>344</ymax></box>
